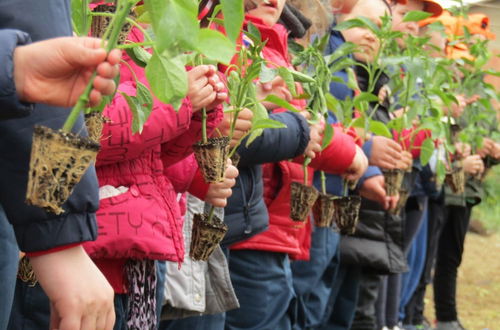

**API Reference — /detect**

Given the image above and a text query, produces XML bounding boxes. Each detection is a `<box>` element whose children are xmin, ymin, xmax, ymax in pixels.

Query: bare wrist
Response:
<box><xmin>13</xmin><ymin>45</ymin><xmax>27</xmax><ymax>102</ymax></box>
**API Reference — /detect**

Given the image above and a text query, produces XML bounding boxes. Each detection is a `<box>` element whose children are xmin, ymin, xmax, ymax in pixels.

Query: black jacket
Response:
<box><xmin>222</xmin><ymin>111</ymin><xmax>310</xmax><ymax>246</ymax></box>
<box><xmin>0</xmin><ymin>0</ymin><xmax>99</xmax><ymax>252</ymax></box>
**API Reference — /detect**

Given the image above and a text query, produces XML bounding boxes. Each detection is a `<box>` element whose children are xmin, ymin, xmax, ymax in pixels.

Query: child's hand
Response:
<box><xmin>30</xmin><ymin>246</ymin><xmax>115</xmax><ymax>330</ymax></box>
<box><xmin>396</xmin><ymin>150</ymin><xmax>413</xmax><ymax>170</ymax></box>
<box><xmin>343</xmin><ymin>145</ymin><xmax>369</xmax><ymax>181</ymax></box>
<box><xmin>188</xmin><ymin>65</ymin><xmax>226</xmax><ymax>112</ymax></box>
<box><xmin>455</xmin><ymin>142</ymin><xmax>471</xmax><ymax>159</ymax></box>
<box><xmin>205</xmin><ymin>160</ymin><xmax>239</xmax><ymax>207</ymax></box>
<box><xmin>359</xmin><ymin>175</ymin><xmax>398</xmax><ymax>210</ymax></box>
<box><xmin>217</xmin><ymin>108</ymin><xmax>253</xmax><ymax>148</ymax></box>
<box><xmin>305</xmin><ymin>122</ymin><xmax>323</xmax><ymax>159</ymax></box>
<box><xmin>477</xmin><ymin>138</ymin><xmax>494</xmax><ymax>158</ymax></box>
<box><xmin>369</xmin><ymin>136</ymin><xmax>403</xmax><ymax>169</ymax></box>
<box><xmin>463</xmin><ymin>155</ymin><xmax>484</xmax><ymax>175</ymax></box>
<box><xmin>257</xmin><ymin>76</ymin><xmax>293</xmax><ymax>110</ymax></box>
<box><xmin>492</xmin><ymin>142</ymin><xmax>500</xmax><ymax>159</ymax></box>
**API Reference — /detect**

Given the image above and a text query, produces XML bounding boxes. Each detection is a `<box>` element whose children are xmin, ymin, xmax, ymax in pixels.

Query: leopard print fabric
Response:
<box><xmin>125</xmin><ymin>259</ymin><xmax>157</xmax><ymax>330</ymax></box>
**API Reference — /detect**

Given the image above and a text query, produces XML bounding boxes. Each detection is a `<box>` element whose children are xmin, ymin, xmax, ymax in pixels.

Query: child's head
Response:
<box><xmin>338</xmin><ymin>0</ymin><xmax>390</xmax><ymax>63</ymax></box>
<box><xmin>244</xmin><ymin>0</ymin><xmax>287</xmax><ymax>26</ymax></box>
<box><xmin>391</xmin><ymin>0</ymin><xmax>442</xmax><ymax>37</ymax></box>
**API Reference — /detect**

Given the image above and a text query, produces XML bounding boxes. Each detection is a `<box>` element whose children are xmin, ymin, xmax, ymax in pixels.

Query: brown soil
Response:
<box><xmin>424</xmin><ymin>233</ymin><xmax>500</xmax><ymax>329</ymax></box>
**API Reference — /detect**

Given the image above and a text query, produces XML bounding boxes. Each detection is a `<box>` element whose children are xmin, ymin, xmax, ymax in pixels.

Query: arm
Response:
<box><xmin>0</xmin><ymin>29</ymin><xmax>33</xmax><ymax>119</ymax></box>
<box><xmin>237</xmin><ymin>111</ymin><xmax>310</xmax><ymax>167</ymax></box>
<box><xmin>97</xmin><ymin>81</ymin><xmax>194</xmax><ymax>164</ymax></box>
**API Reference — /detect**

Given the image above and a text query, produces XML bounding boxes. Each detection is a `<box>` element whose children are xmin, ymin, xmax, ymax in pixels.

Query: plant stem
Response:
<box><xmin>202</xmin><ymin>108</ymin><xmax>208</xmax><ymax>144</ymax></box>
<box><xmin>207</xmin><ymin>205</ymin><xmax>216</xmax><ymax>223</ymax></box>
<box><xmin>321</xmin><ymin>171</ymin><xmax>326</xmax><ymax>195</ymax></box>
<box><xmin>303</xmin><ymin>158</ymin><xmax>309</xmax><ymax>185</ymax></box>
<box><xmin>343</xmin><ymin>179</ymin><xmax>349</xmax><ymax>197</ymax></box>
<box><xmin>62</xmin><ymin>0</ymin><xmax>134</xmax><ymax>132</ymax></box>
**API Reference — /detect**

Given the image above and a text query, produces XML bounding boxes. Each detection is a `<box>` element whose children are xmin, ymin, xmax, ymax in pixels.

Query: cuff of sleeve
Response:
<box><xmin>362</xmin><ymin>139</ymin><xmax>374</xmax><ymax>160</ymax></box>
<box><xmin>25</xmin><ymin>243</ymin><xmax>81</xmax><ymax>258</ymax></box>
<box><xmin>188</xmin><ymin>168</ymin><xmax>211</xmax><ymax>200</ymax></box>
<box><xmin>357</xmin><ymin>166</ymin><xmax>382</xmax><ymax>189</ymax></box>
<box><xmin>0</xmin><ymin>29</ymin><xmax>34</xmax><ymax>120</ymax></box>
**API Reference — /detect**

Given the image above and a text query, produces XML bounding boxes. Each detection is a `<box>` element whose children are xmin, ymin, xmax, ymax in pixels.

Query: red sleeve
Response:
<box><xmin>294</xmin><ymin>126</ymin><xmax>357</xmax><ymax>175</ymax></box>
<box><xmin>97</xmin><ymin>80</ymin><xmax>194</xmax><ymax>165</ymax></box>
<box><xmin>188</xmin><ymin>168</ymin><xmax>211</xmax><ymax>201</ymax></box>
<box><xmin>25</xmin><ymin>243</ymin><xmax>81</xmax><ymax>257</ymax></box>
<box><xmin>160</xmin><ymin>104</ymin><xmax>224</xmax><ymax>166</ymax></box>
<box><xmin>395</xmin><ymin>128</ymin><xmax>432</xmax><ymax>159</ymax></box>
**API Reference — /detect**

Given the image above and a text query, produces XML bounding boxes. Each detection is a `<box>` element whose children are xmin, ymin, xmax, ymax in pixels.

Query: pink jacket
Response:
<box><xmin>83</xmin><ymin>27</ymin><xmax>222</xmax><ymax>292</ymax></box>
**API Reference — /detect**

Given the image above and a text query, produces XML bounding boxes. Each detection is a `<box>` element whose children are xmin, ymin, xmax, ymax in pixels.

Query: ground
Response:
<box><xmin>424</xmin><ymin>232</ymin><xmax>500</xmax><ymax>330</ymax></box>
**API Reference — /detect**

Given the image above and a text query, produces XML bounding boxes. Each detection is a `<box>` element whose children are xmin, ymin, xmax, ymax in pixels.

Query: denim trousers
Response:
<box><xmin>0</xmin><ymin>205</ymin><xmax>18</xmax><ymax>330</ymax></box>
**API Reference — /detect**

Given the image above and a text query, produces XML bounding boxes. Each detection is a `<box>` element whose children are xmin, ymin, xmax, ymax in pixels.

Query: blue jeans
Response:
<box><xmin>225</xmin><ymin>250</ymin><xmax>294</xmax><ymax>330</ymax></box>
<box><xmin>0</xmin><ymin>205</ymin><xmax>19</xmax><ymax>330</ymax></box>
<box><xmin>319</xmin><ymin>264</ymin><xmax>361</xmax><ymax>330</ymax></box>
<box><xmin>160</xmin><ymin>313</ymin><xmax>226</xmax><ymax>330</ymax></box>
<box><xmin>8</xmin><ymin>281</ymin><xmax>50</xmax><ymax>330</ymax></box>
<box><xmin>291</xmin><ymin>227</ymin><xmax>340</xmax><ymax>329</ymax></box>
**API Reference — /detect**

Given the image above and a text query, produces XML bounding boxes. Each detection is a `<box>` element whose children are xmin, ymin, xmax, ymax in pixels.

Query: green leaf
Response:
<box><xmin>145</xmin><ymin>53</ymin><xmax>188</xmax><ymax>110</ymax></box>
<box><xmin>290</xmin><ymin>70</ymin><xmax>316</xmax><ymax>84</ymax></box>
<box><xmin>420</xmin><ymin>138</ymin><xmax>435</xmax><ymax>166</ymax></box>
<box><xmin>220</xmin><ymin>0</ymin><xmax>244</xmax><ymax>44</ymax></box>
<box><xmin>346</xmin><ymin>67</ymin><xmax>359</xmax><ymax>91</ymax></box>
<box><xmin>277</xmin><ymin>67</ymin><xmax>297</xmax><ymax>96</ymax></box>
<box><xmin>353</xmin><ymin>92</ymin><xmax>378</xmax><ymax>110</ymax></box>
<box><xmin>402</xmin><ymin>10</ymin><xmax>432</xmax><ymax>23</ymax></box>
<box><xmin>196</xmin><ymin>28</ymin><xmax>235</xmax><ymax>64</ymax></box>
<box><xmin>125</xmin><ymin>47</ymin><xmax>152</xmax><ymax>68</ymax></box>
<box><xmin>334</xmin><ymin>17</ymin><xmax>379</xmax><ymax>34</ymax></box>
<box><xmin>262</xmin><ymin>95</ymin><xmax>300</xmax><ymax>112</ymax></box>
<box><xmin>245</xmin><ymin>22</ymin><xmax>262</xmax><ymax>44</ymax></box>
<box><xmin>144</xmin><ymin>0</ymin><xmax>198</xmax><ymax>53</ymax></box>
<box><xmin>260</xmin><ymin>63</ymin><xmax>278</xmax><ymax>83</ymax></box>
<box><xmin>322</xmin><ymin>124</ymin><xmax>334</xmax><ymax>150</ymax></box>
<box><xmin>71</xmin><ymin>0</ymin><xmax>90</xmax><ymax>36</ymax></box>
<box><xmin>120</xmin><ymin>93</ymin><xmax>144</xmax><ymax>134</ymax></box>
<box><xmin>369</xmin><ymin>120</ymin><xmax>392</xmax><ymax>138</ymax></box>
<box><xmin>251</xmin><ymin>118</ymin><xmax>287</xmax><ymax>130</ymax></box>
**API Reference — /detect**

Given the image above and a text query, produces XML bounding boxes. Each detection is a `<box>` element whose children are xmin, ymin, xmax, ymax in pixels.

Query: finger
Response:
<box><xmin>58</xmin><ymin>314</ymin><xmax>81</xmax><ymax>330</ymax></box>
<box><xmin>188</xmin><ymin>65</ymin><xmax>211</xmax><ymax>80</ymax></box>
<box><xmin>189</xmin><ymin>75</ymin><xmax>209</xmax><ymax>90</ymax></box>
<box><xmin>259</xmin><ymin>82</ymin><xmax>273</xmax><ymax>92</ymax></box>
<box><xmin>216</xmin><ymin>92</ymin><xmax>228</xmax><ymax>102</ymax></box>
<box><xmin>95</xmin><ymin>312</ymin><xmax>107</xmax><ymax>330</ymax></box>
<box><xmin>271</xmin><ymin>76</ymin><xmax>285</xmax><ymax>88</ymax></box>
<box><xmin>235</xmin><ymin>119</ymin><xmax>253</xmax><ymax>132</ymax></box>
<box><xmin>93</xmin><ymin>76</ymin><xmax>116</xmax><ymax>96</ymax></box>
<box><xmin>64</xmin><ymin>38</ymin><xmax>108</xmax><ymax>68</ymax></box>
<box><xmin>96</xmin><ymin>61</ymin><xmax>119</xmax><ymax>79</ymax></box>
<box><xmin>81</xmin><ymin>314</ymin><xmax>98</xmax><ymax>330</ymax></box>
<box><xmin>239</xmin><ymin>108</ymin><xmax>254</xmax><ymax>120</ymax></box>
<box><xmin>225</xmin><ymin>165</ymin><xmax>239</xmax><ymax>179</ymax></box>
<box><xmin>210</xmin><ymin>198</ymin><xmax>227</xmax><ymax>208</ymax></box>
<box><xmin>107</xmin><ymin>49</ymin><xmax>122</xmax><ymax>66</ymax></box>
<box><xmin>89</xmin><ymin>90</ymin><xmax>103</xmax><ymax>108</ymax></box>
<box><xmin>104</xmin><ymin>309</ymin><xmax>115</xmax><ymax>330</ymax></box>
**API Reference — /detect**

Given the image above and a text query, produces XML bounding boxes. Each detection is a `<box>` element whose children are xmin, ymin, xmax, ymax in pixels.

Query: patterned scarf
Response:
<box><xmin>125</xmin><ymin>259</ymin><xmax>157</xmax><ymax>330</ymax></box>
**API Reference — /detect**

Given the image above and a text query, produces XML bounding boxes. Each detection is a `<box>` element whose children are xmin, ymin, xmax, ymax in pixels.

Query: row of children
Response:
<box><xmin>4</xmin><ymin>0</ymin><xmax>500</xmax><ymax>330</ymax></box>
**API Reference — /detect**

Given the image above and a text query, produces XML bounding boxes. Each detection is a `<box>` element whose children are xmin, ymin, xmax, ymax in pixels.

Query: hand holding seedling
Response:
<box><xmin>396</xmin><ymin>150</ymin><xmax>413</xmax><ymax>170</ymax></box>
<box><xmin>304</xmin><ymin>121</ymin><xmax>324</xmax><ymax>159</ymax></box>
<box><xmin>463</xmin><ymin>154</ymin><xmax>485</xmax><ymax>175</ymax></box>
<box><xmin>257</xmin><ymin>76</ymin><xmax>294</xmax><ymax>110</ymax></box>
<box><xmin>205</xmin><ymin>159</ymin><xmax>239</xmax><ymax>208</ymax></box>
<box><xmin>477</xmin><ymin>138</ymin><xmax>495</xmax><ymax>158</ymax></box>
<box><xmin>343</xmin><ymin>145</ymin><xmax>369</xmax><ymax>181</ymax></box>
<box><xmin>30</xmin><ymin>246</ymin><xmax>115</xmax><ymax>330</ymax></box>
<box><xmin>491</xmin><ymin>142</ymin><xmax>500</xmax><ymax>159</ymax></box>
<box><xmin>217</xmin><ymin>108</ymin><xmax>254</xmax><ymax>148</ymax></box>
<box><xmin>455</xmin><ymin>142</ymin><xmax>472</xmax><ymax>159</ymax></box>
<box><xmin>188</xmin><ymin>65</ymin><xmax>226</xmax><ymax>112</ymax></box>
<box><xmin>13</xmin><ymin>37</ymin><xmax>121</xmax><ymax>108</ymax></box>
<box><xmin>359</xmin><ymin>175</ymin><xmax>397</xmax><ymax>210</ymax></box>
<box><xmin>369</xmin><ymin>136</ymin><xmax>403</xmax><ymax>169</ymax></box>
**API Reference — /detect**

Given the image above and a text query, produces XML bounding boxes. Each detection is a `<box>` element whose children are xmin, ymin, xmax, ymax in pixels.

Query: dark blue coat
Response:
<box><xmin>222</xmin><ymin>111</ymin><xmax>310</xmax><ymax>246</ymax></box>
<box><xmin>0</xmin><ymin>0</ymin><xmax>99</xmax><ymax>252</ymax></box>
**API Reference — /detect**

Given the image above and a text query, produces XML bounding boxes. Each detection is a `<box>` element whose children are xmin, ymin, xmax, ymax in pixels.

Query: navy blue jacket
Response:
<box><xmin>0</xmin><ymin>0</ymin><xmax>99</xmax><ymax>252</ymax></box>
<box><xmin>222</xmin><ymin>111</ymin><xmax>310</xmax><ymax>246</ymax></box>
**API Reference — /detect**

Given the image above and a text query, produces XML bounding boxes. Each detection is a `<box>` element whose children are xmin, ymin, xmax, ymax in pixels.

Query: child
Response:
<box><xmin>226</xmin><ymin>1</ymin><xmax>370</xmax><ymax>330</ymax></box>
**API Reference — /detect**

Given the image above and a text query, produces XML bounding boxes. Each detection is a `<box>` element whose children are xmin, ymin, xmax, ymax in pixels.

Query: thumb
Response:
<box><xmin>62</xmin><ymin>38</ymin><xmax>107</xmax><ymax>68</ymax></box>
